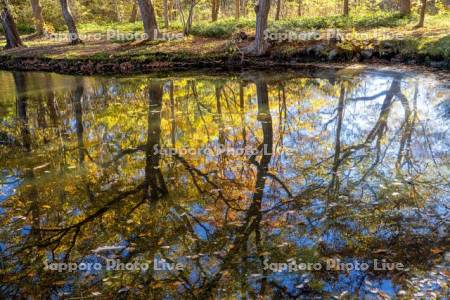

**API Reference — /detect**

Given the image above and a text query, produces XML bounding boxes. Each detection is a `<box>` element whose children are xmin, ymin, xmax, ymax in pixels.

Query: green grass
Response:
<box><xmin>0</xmin><ymin>23</ymin><xmax>35</xmax><ymax>35</ymax></box>
<box><xmin>5</xmin><ymin>11</ymin><xmax>447</xmax><ymax>40</ymax></box>
<box><xmin>387</xmin><ymin>36</ymin><xmax>450</xmax><ymax>60</ymax></box>
<box><xmin>186</xmin><ymin>12</ymin><xmax>417</xmax><ymax>38</ymax></box>
<box><xmin>78</xmin><ymin>22</ymin><xmax>144</xmax><ymax>34</ymax></box>
<box><xmin>271</xmin><ymin>11</ymin><xmax>414</xmax><ymax>31</ymax></box>
<box><xmin>190</xmin><ymin>18</ymin><xmax>255</xmax><ymax>38</ymax></box>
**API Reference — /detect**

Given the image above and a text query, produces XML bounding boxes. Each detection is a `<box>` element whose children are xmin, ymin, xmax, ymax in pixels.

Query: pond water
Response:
<box><xmin>0</xmin><ymin>67</ymin><xmax>449</xmax><ymax>299</ymax></box>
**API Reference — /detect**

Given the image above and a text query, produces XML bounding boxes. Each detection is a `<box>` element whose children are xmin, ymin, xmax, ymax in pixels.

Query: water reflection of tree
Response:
<box><xmin>13</xmin><ymin>72</ymin><xmax>31</xmax><ymax>151</ymax></box>
<box><xmin>145</xmin><ymin>81</ymin><xmax>168</xmax><ymax>201</ymax></box>
<box><xmin>0</xmin><ymin>71</ymin><xmax>448</xmax><ymax>298</ymax></box>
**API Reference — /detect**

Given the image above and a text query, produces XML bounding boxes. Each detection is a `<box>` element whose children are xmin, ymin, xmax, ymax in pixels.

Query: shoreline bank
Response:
<box><xmin>0</xmin><ymin>39</ymin><xmax>448</xmax><ymax>75</ymax></box>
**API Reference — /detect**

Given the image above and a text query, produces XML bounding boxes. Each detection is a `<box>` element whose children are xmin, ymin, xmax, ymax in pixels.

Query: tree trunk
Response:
<box><xmin>245</xmin><ymin>0</ymin><xmax>270</xmax><ymax>55</ymax></box>
<box><xmin>428</xmin><ymin>0</ymin><xmax>437</xmax><ymax>14</ymax></box>
<box><xmin>112</xmin><ymin>0</ymin><xmax>121</xmax><ymax>22</ymax></box>
<box><xmin>235</xmin><ymin>0</ymin><xmax>240</xmax><ymax>19</ymax></box>
<box><xmin>242</xmin><ymin>0</ymin><xmax>247</xmax><ymax>17</ymax></box>
<box><xmin>0</xmin><ymin>0</ymin><xmax>25</xmax><ymax>49</ymax></box>
<box><xmin>170</xmin><ymin>0</ymin><xmax>176</xmax><ymax>20</ymax></box>
<box><xmin>343</xmin><ymin>0</ymin><xmax>349</xmax><ymax>16</ymax></box>
<box><xmin>297</xmin><ymin>0</ymin><xmax>302</xmax><ymax>16</ymax></box>
<box><xmin>275</xmin><ymin>0</ymin><xmax>281</xmax><ymax>20</ymax></box>
<box><xmin>59</xmin><ymin>0</ymin><xmax>82</xmax><ymax>44</ymax></box>
<box><xmin>130</xmin><ymin>2</ymin><xmax>138</xmax><ymax>22</ymax></box>
<box><xmin>137</xmin><ymin>0</ymin><xmax>158</xmax><ymax>40</ymax></box>
<box><xmin>416</xmin><ymin>0</ymin><xmax>427</xmax><ymax>28</ymax></box>
<box><xmin>163</xmin><ymin>0</ymin><xmax>169</xmax><ymax>28</ymax></box>
<box><xmin>182</xmin><ymin>0</ymin><xmax>195</xmax><ymax>35</ymax></box>
<box><xmin>145</xmin><ymin>81</ymin><xmax>168</xmax><ymax>200</ymax></box>
<box><xmin>30</xmin><ymin>0</ymin><xmax>46</xmax><ymax>35</ymax></box>
<box><xmin>211</xmin><ymin>0</ymin><xmax>219</xmax><ymax>21</ymax></box>
<box><xmin>171</xmin><ymin>0</ymin><xmax>177</xmax><ymax>20</ymax></box>
<box><xmin>186</xmin><ymin>4</ymin><xmax>194</xmax><ymax>35</ymax></box>
<box><xmin>399</xmin><ymin>0</ymin><xmax>411</xmax><ymax>15</ymax></box>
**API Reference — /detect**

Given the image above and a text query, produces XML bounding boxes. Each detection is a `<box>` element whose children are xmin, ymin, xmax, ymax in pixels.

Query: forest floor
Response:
<box><xmin>0</xmin><ymin>13</ymin><xmax>449</xmax><ymax>73</ymax></box>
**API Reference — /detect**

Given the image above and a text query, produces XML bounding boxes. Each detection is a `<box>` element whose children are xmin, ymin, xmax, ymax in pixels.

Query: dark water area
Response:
<box><xmin>0</xmin><ymin>67</ymin><xmax>448</xmax><ymax>299</ymax></box>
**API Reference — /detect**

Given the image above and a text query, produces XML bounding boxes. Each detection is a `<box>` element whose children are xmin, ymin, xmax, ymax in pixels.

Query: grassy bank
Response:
<box><xmin>1</xmin><ymin>12</ymin><xmax>449</xmax><ymax>72</ymax></box>
<box><xmin>74</xmin><ymin>11</ymin><xmax>424</xmax><ymax>39</ymax></box>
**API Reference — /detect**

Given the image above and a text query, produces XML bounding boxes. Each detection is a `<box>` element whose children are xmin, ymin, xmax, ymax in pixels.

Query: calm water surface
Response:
<box><xmin>0</xmin><ymin>68</ymin><xmax>449</xmax><ymax>299</ymax></box>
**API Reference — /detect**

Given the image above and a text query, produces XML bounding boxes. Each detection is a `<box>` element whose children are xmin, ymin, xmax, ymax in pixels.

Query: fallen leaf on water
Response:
<box><xmin>373</xmin><ymin>249</ymin><xmax>389</xmax><ymax>254</ymax></box>
<box><xmin>430</xmin><ymin>248</ymin><xmax>444</xmax><ymax>254</ymax></box>
<box><xmin>33</xmin><ymin>163</ymin><xmax>50</xmax><ymax>171</ymax></box>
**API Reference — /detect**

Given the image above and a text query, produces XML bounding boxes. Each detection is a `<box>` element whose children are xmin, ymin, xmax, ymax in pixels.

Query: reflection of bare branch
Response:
<box><xmin>172</xmin><ymin>153</ymin><xmax>246</xmax><ymax>212</ymax></box>
<box><xmin>347</xmin><ymin>91</ymin><xmax>388</xmax><ymax>102</ymax></box>
<box><xmin>338</xmin><ymin>77</ymin><xmax>401</xmax><ymax>165</ymax></box>
<box><xmin>266</xmin><ymin>172</ymin><xmax>293</xmax><ymax>197</ymax></box>
<box><xmin>197</xmin><ymin>79</ymin><xmax>273</xmax><ymax>298</ymax></box>
<box><xmin>101</xmin><ymin>145</ymin><xmax>146</xmax><ymax>168</ymax></box>
<box><xmin>9</xmin><ymin>183</ymin><xmax>146</xmax><ymax>256</ymax></box>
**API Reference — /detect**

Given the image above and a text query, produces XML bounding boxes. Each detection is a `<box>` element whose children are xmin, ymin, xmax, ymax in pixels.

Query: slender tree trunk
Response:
<box><xmin>59</xmin><ymin>0</ymin><xmax>82</xmax><ymax>44</ymax></box>
<box><xmin>428</xmin><ymin>0</ymin><xmax>437</xmax><ymax>14</ymax></box>
<box><xmin>112</xmin><ymin>0</ymin><xmax>121</xmax><ymax>22</ymax></box>
<box><xmin>343</xmin><ymin>0</ymin><xmax>349</xmax><ymax>16</ymax></box>
<box><xmin>30</xmin><ymin>0</ymin><xmax>46</xmax><ymax>35</ymax></box>
<box><xmin>163</xmin><ymin>0</ymin><xmax>169</xmax><ymax>28</ymax></box>
<box><xmin>399</xmin><ymin>0</ymin><xmax>411</xmax><ymax>15</ymax></box>
<box><xmin>211</xmin><ymin>0</ymin><xmax>219</xmax><ymax>21</ymax></box>
<box><xmin>187</xmin><ymin>5</ymin><xmax>194</xmax><ymax>34</ymax></box>
<box><xmin>171</xmin><ymin>0</ymin><xmax>177</xmax><ymax>20</ymax></box>
<box><xmin>245</xmin><ymin>0</ymin><xmax>270</xmax><ymax>55</ymax></box>
<box><xmin>137</xmin><ymin>0</ymin><xmax>158</xmax><ymax>40</ymax></box>
<box><xmin>183</xmin><ymin>0</ymin><xmax>195</xmax><ymax>35</ymax></box>
<box><xmin>297</xmin><ymin>0</ymin><xmax>302</xmax><ymax>16</ymax></box>
<box><xmin>235</xmin><ymin>0</ymin><xmax>240</xmax><ymax>19</ymax></box>
<box><xmin>130</xmin><ymin>2</ymin><xmax>138</xmax><ymax>22</ymax></box>
<box><xmin>0</xmin><ymin>0</ymin><xmax>25</xmax><ymax>49</ymax></box>
<box><xmin>416</xmin><ymin>0</ymin><xmax>427</xmax><ymax>27</ymax></box>
<box><xmin>275</xmin><ymin>0</ymin><xmax>281</xmax><ymax>20</ymax></box>
<box><xmin>242</xmin><ymin>0</ymin><xmax>247</xmax><ymax>17</ymax></box>
<box><xmin>130</xmin><ymin>3</ymin><xmax>137</xmax><ymax>23</ymax></box>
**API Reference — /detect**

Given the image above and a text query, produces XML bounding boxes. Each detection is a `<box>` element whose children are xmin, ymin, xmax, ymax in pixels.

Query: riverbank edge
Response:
<box><xmin>0</xmin><ymin>45</ymin><xmax>448</xmax><ymax>75</ymax></box>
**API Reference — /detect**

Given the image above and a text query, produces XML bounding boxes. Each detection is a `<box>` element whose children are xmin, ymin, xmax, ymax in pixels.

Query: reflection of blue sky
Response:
<box><xmin>194</xmin><ymin>222</ymin><xmax>215</xmax><ymax>240</ymax></box>
<box><xmin>0</xmin><ymin>172</ymin><xmax>22</xmax><ymax>215</ymax></box>
<box><xmin>189</xmin><ymin>204</ymin><xmax>216</xmax><ymax>240</ymax></box>
<box><xmin>323</xmin><ymin>271</ymin><xmax>397</xmax><ymax>298</ymax></box>
<box><xmin>0</xmin><ymin>70</ymin><xmax>448</xmax><ymax>298</ymax></box>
